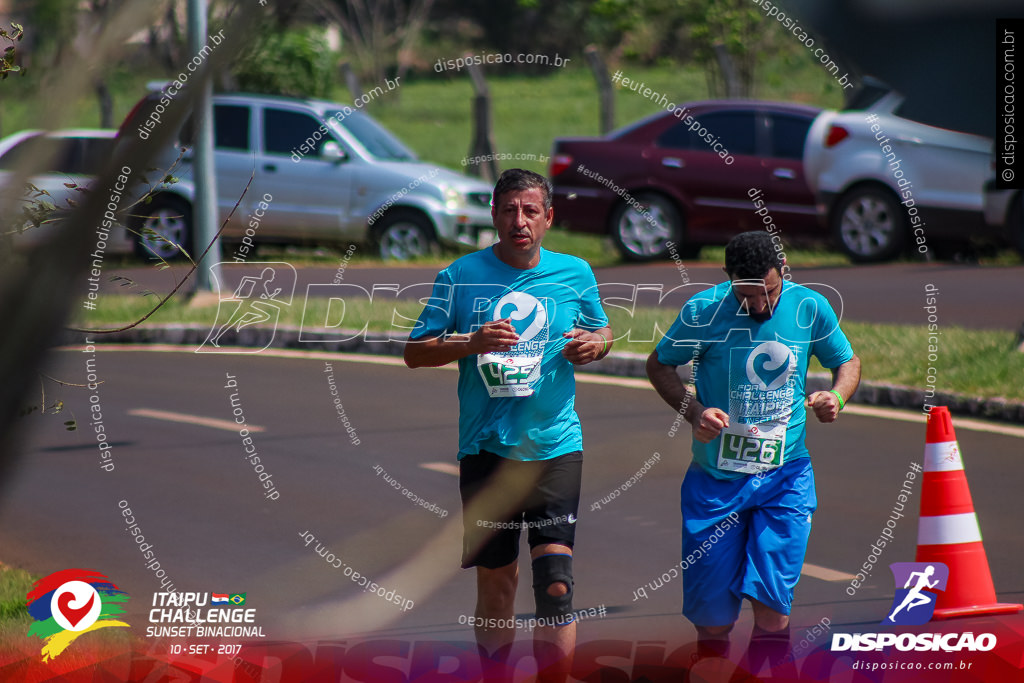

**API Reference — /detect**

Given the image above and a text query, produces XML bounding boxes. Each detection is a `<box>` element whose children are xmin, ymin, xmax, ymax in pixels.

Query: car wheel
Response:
<box><xmin>373</xmin><ymin>211</ymin><xmax>436</xmax><ymax>260</ymax></box>
<box><xmin>609</xmin><ymin>192</ymin><xmax>685</xmax><ymax>261</ymax></box>
<box><xmin>132</xmin><ymin>195</ymin><xmax>192</xmax><ymax>261</ymax></box>
<box><xmin>832</xmin><ymin>186</ymin><xmax>906</xmax><ymax>263</ymax></box>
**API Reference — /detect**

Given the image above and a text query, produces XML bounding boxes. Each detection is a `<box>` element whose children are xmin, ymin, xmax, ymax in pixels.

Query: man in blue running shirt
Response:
<box><xmin>646</xmin><ymin>231</ymin><xmax>860</xmax><ymax>676</ymax></box>
<box><xmin>405</xmin><ymin>169</ymin><xmax>612</xmax><ymax>682</ymax></box>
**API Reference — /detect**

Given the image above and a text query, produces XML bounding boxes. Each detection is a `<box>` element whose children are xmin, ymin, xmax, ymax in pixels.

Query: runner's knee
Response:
<box><xmin>532</xmin><ymin>553</ymin><xmax>573</xmax><ymax>618</ymax></box>
<box><xmin>546</xmin><ymin>581</ymin><xmax>568</xmax><ymax>597</ymax></box>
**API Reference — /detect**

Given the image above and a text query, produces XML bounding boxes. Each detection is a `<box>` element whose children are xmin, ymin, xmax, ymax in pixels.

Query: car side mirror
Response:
<box><xmin>321</xmin><ymin>141</ymin><xmax>346</xmax><ymax>162</ymax></box>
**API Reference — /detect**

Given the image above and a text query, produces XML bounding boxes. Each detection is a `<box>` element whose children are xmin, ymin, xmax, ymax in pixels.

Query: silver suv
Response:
<box><xmin>120</xmin><ymin>90</ymin><xmax>495</xmax><ymax>260</ymax></box>
<box><xmin>803</xmin><ymin>80</ymin><xmax>994</xmax><ymax>262</ymax></box>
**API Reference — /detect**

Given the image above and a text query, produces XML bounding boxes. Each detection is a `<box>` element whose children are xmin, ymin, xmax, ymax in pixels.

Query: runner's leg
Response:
<box><xmin>476</xmin><ymin>561</ymin><xmax>518</xmax><ymax>660</ymax></box>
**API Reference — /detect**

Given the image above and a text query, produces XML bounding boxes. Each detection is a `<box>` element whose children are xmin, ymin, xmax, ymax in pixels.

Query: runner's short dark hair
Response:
<box><xmin>725</xmin><ymin>231</ymin><xmax>783</xmax><ymax>280</ymax></box>
<box><xmin>493</xmin><ymin>168</ymin><xmax>553</xmax><ymax>211</ymax></box>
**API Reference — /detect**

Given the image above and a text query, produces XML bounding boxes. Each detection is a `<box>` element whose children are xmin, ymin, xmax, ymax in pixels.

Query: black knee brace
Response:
<box><xmin>531</xmin><ymin>553</ymin><xmax>574</xmax><ymax>620</ymax></box>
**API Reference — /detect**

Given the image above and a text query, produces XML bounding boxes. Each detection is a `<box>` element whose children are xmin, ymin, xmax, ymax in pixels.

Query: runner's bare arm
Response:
<box><xmin>404</xmin><ymin>319</ymin><xmax>519</xmax><ymax>368</ymax></box>
<box><xmin>561</xmin><ymin>326</ymin><xmax>613</xmax><ymax>365</ymax></box>
<box><xmin>646</xmin><ymin>351</ymin><xmax>707</xmax><ymax>423</ymax></box>
<box><xmin>646</xmin><ymin>352</ymin><xmax>727</xmax><ymax>442</ymax></box>
<box><xmin>806</xmin><ymin>354</ymin><xmax>861</xmax><ymax>423</ymax></box>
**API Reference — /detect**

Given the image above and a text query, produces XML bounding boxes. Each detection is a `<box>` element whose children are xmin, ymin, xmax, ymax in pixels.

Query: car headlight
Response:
<box><xmin>442</xmin><ymin>185</ymin><xmax>466</xmax><ymax>211</ymax></box>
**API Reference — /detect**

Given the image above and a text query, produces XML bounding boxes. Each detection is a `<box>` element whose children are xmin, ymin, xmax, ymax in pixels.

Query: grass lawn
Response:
<box><xmin>0</xmin><ymin>565</ymin><xmax>34</xmax><ymax>637</ymax></box>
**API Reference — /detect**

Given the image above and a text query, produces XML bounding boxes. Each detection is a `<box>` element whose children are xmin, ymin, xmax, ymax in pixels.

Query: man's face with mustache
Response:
<box><xmin>491</xmin><ymin>187</ymin><xmax>552</xmax><ymax>268</ymax></box>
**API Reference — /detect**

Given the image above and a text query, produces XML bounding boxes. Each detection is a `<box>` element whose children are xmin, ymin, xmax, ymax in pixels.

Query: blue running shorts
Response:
<box><xmin>680</xmin><ymin>457</ymin><xmax>816</xmax><ymax>626</ymax></box>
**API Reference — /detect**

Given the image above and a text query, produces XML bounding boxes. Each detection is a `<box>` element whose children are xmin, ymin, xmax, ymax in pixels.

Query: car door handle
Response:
<box><xmin>263</xmin><ymin>163</ymin><xmax>277</xmax><ymax>172</ymax></box>
<box><xmin>662</xmin><ymin>157</ymin><xmax>684</xmax><ymax>168</ymax></box>
<box><xmin>772</xmin><ymin>168</ymin><xmax>796</xmax><ymax>180</ymax></box>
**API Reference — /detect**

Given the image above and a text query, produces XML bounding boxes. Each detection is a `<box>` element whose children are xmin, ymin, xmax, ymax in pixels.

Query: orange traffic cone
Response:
<box><xmin>915</xmin><ymin>406</ymin><xmax>1022</xmax><ymax>619</ymax></box>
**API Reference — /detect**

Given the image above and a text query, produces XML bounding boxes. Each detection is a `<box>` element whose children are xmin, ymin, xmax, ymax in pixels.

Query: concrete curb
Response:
<box><xmin>65</xmin><ymin>324</ymin><xmax>1024</xmax><ymax>425</ymax></box>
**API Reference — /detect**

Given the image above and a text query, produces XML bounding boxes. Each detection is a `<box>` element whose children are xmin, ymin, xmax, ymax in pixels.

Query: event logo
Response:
<box><xmin>197</xmin><ymin>263</ymin><xmax>297</xmax><ymax>353</ymax></box>
<box><xmin>26</xmin><ymin>569</ymin><xmax>130</xmax><ymax>661</ymax></box>
<box><xmin>745</xmin><ymin>341</ymin><xmax>794</xmax><ymax>391</ymax></box>
<box><xmin>829</xmin><ymin>561</ymin><xmax>994</xmax><ymax>653</ymax></box>
<box><xmin>884</xmin><ymin>562</ymin><xmax>949</xmax><ymax>625</ymax></box>
<box><xmin>147</xmin><ymin>590</ymin><xmax>266</xmax><ymax>638</ymax></box>
<box><xmin>493</xmin><ymin>291</ymin><xmax>547</xmax><ymax>343</ymax></box>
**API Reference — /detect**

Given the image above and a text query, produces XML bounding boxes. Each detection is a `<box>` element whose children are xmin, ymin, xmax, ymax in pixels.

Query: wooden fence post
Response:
<box><xmin>584</xmin><ymin>46</ymin><xmax>614</xmax><ymax>135</ymax></box>
<box><xmin>465</xmin><ymin>56</ymin><xmax>498</xmax><ymax>183</ymax></box>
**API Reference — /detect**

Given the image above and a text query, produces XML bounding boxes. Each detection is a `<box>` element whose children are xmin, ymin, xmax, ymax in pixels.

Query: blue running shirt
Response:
<box><xmin>656</xmin><ymin>280</ymin><xmax>853</xmax><ymax>480</ymax></box>
<box><xmin>410</xmin><ymin>247</ymin><xmax>609</xmax><ymax>461</ymax></box>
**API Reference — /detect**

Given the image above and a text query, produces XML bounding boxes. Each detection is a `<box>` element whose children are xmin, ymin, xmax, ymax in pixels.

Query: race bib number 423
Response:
<box><xmin>477</xmin><ymin>353</ymin><xmax>541</xmax><ymax>397</ymax></box>
<box><xmin>717</xmin><ymin>422</ymin><xmax>786</xmax><ymax>474</ymax></box>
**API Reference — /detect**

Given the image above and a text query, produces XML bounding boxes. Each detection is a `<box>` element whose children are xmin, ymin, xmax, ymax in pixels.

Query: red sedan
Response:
<box><xmin>549</xmin><ymin>100</ymin><xmax>823</xmax><ymax>261</ymax></box>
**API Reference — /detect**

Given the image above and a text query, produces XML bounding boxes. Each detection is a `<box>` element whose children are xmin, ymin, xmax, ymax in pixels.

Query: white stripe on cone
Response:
<box><xmin>918</xmin><ymin>512</ymin><xmax>983</xmax><ymax>545</ymax></box>
<box><xmin>924</xmin><ymin>441</ymin><xmax>964</xmax><ymax>472</ymax></box>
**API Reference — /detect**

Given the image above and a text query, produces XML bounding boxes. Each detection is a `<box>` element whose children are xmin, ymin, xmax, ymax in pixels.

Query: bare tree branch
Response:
<box><xmin>68</xmin><ymin>172</ymin><xmax>254</xmax><ymax>334</ymax></box>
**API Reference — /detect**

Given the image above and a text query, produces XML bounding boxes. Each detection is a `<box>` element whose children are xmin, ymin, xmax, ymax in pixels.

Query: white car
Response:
<box><xmin>118</xmin><ymin>90</ymin><xmax>495</xmax><ymax>260</ymax></box>
<box><xmin>804</xmin><ymin>81</ymin><xmax>994</xmax><ymax>262</ymax></box>
<box><xmin>0</xmin><ymin>129</ymin><xmax>137</xmax><ymax>252</ymax></box>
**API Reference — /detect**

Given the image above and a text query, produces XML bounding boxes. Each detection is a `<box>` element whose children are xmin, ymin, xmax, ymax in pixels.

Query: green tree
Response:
<box><xmin>316</xmin><ymin>0</ymin><xmax>436</xmax><ymax>84</ymax></box>
<box><xmin>0</xmin><ymin>23</ymin><xmax>24</xmax><ymax>79</ymax></box>
<box><xmin>13</xmin><ymin>0</ymin><xmax>76</xmax><ymax>66</ymax></box>
<box><xmin>591</xmin><ymin>0</ymin><xmax>798</xmax><ymax>97</ymax></box>
<box><xmin>590</xmin><ymin>0</ymin><xmax>690</xmax><ymax>63</ymax></box>
<box><xmin>232</xmin><ymin>24</ymin><xmax>338</xmax><ymax>98</ymax></box>
<box><xmin>682</xmin><ymin>0</ymin><xmax>775</xmax><ymax>97</ymax></box>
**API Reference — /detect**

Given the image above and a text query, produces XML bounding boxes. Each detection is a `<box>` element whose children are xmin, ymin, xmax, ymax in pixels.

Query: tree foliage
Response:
<box><xmin>315</xmin><ymin>0</ymin><xmax>435</xmax><ymax>84</ymax></box>
<box><xmin>0</xmin><ymin>23</ymin><xmax>24</xmax><ymax>79</ymax></box>
<box><xmin>12</xmin><ymin>0</ymin><xmax>76</xmax><ymax>65</ymax></box>
<box><xmin>431</xmin><ymin>0</ymin><xmax>603</xmax><ymax>69</ymax></box>
<box><xmin>232</xmin><ymin>24</ymin><xmax>337</xmax><ymax>99</ymax></box>
<box><xmin>681</xmin><ymin>0</ymin><xmax>779</xmax><ymax>97</ymax></box>
<box><xmin>590</xmin><ymin>0</ymin><xmax>801</xmax><ymax>96</ymax></box>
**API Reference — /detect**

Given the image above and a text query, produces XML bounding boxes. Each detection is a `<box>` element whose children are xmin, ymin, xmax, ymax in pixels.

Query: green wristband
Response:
<box><xmin>598</xmin><ymin>334</ymin><xmax>608</xmax><ymax>355</ymax></box>
<box><xmin>830</xmin><ymin>389</ymin><xmax>845</xmax><ymax>411</ymax></box>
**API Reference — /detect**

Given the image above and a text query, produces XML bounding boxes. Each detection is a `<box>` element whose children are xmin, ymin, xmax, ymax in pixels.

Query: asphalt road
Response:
<box><xmin>2</xmin><ymin>347</ymin><xmax>1022</xmax><ymax>679</ymax></box>
<box><xmin>98</xmin><ymin>259</ymin><xmax>1024</xmax><ymax>332</ymax></box>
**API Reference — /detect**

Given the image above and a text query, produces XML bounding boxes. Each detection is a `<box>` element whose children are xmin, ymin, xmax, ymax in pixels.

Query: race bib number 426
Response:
<box><xmin>717</xmin><ymin>422</ymin><xmax>786</xmax><ymax>474</ymax></box>
<box><xmin>477</xmin><ymin>353</ymin><xmax>540</xmax><ymax>397</ymax></box>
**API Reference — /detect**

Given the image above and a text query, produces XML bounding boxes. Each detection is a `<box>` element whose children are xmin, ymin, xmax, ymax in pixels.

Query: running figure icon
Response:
<box><xmin>887</xmin><ymin>565</ymin><xmax>940</xmax><ymax>623</ymax></box>
<box><xmin>209</xmin><ymin>267</ymin><xmax>284</xmax><ymax>347</ymax></box>
<box><xmin>196</xmin><ymin>262</ymin><xmax>297</xmax><ymax>354</ymax></box>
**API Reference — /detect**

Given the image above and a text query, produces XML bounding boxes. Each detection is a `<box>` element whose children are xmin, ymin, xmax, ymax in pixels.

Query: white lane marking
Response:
<box><xmin>802</xmin><ymin>563</ymin><xmax>856</xmax><ymax>582</ymax></box>
<box><xmin>128</xmin><ymin>408</ymin><xmax>265</xmax><ymax>433</ymax></box>
<box><xmin>421</xmin><ymin>462</ymin><xmax>459</xmax><ymax>477</ymax></box>
<box><xmin>63</xmin><ymin>344</ymin><xmax>1024</xmax><ymax>438</ymax></box>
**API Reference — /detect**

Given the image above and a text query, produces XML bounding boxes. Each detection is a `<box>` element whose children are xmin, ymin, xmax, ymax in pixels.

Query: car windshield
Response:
<box><xmin>327</xmin><ymin>109</ymin><xmax>417</xmax><ymax>161</ymax></box>
<box><xmin>842</xmin><ymin>80</ymin><xmax>890</xmax><ymax>111</ymax></box>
